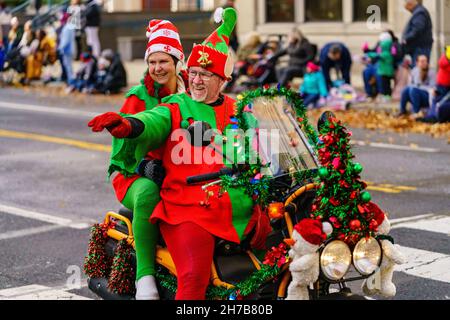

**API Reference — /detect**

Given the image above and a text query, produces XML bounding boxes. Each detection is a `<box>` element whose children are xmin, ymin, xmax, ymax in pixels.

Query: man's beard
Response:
<box><xmin>191</xmin><ymin>87</ymin><xmax>207</xmax><ymax>102</ymax></box>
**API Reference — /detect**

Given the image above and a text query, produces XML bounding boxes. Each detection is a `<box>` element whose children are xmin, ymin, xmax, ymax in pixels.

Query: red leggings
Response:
<box><xmin>159</xmin><ymin>222</ymin><xmax>215</xmax><ymax>300</ymax></box>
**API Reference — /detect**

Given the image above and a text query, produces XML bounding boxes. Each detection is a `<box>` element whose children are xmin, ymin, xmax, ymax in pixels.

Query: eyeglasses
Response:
<box><xmin>188</xmin><ymin>69</ymin><xmax>214</xmax><ymax>81</ymax></box>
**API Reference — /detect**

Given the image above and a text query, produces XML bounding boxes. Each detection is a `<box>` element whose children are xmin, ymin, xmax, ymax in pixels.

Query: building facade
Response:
<box><xmin>104</xmin><ymin>0</ymin><xmax>450</xmax><ymax>63</ymax></box>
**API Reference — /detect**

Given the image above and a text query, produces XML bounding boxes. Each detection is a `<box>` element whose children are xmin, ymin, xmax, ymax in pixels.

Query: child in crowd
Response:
<box><xmin>299</xmin><ymin>61</ymin><xmax>328</xmax><ymax>108</ymax></box>
<box><xmin>66</xmin><ymin>47</ymin><xmax>97</xmax><ymax>93</ymax></box>
<box><xmin>366</xmin><ymin>32</ymin><xmax>395</xmax><ymax>102</ymax></box>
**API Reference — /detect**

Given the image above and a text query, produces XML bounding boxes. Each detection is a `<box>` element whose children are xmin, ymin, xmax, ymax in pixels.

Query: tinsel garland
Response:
<box><xmin>107</xmin><ymin>239</ymin><xmax>136</xmax><ymax>295</ymax></box>
<box><xmin>219</xmin><ymin>85</ymin><xmax>320</xmax><ymax>207</ymax></box>
<box><xmin>155</xmin><ymin>244</ymin><xmax>288</xmax><ymax>300</ymax></box>
<box><xmin>311</xmin><ymin>115</ymin><xmax>381</xmax><ymax>246</ymax></box>
<box><xmin>84</xmin><ymin>223</ymin><xmax>112</xmax><ymax>278</ymax></box>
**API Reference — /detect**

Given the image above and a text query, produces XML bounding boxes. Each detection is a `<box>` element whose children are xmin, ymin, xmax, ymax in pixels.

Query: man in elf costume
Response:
<box><xmin>89</xmin><ymin>8</ymin><xmax>256</xmax><ymax>300</ymax></box>
<box><xmin>95</xmin><ymin>20</ymin><xmax>188</xmax><ymax>300</ymax></box>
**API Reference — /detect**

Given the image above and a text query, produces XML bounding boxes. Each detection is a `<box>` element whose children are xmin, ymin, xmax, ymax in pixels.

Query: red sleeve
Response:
<box><xmin>119</xmin><ymin>95</ymin><xmax>147</xmax><ymax>114</ymax></box>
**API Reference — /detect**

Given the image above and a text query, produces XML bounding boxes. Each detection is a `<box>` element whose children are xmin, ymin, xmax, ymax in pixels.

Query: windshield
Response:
<box><xmin>250</xmin><ymin>96</ymin><xmax>319</xmax><ymax>178</ymax></box>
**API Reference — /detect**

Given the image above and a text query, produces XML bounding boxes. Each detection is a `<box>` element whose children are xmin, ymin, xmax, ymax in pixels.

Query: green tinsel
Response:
<box><xmin>220</xmin><ymin>85</ymin><xmax>320</xmax><ymax>208</ymax></box>
<box><xmin>155</xmin><ymin>260</ymin><xmax>283</xmax><ymax>300</ymax></box>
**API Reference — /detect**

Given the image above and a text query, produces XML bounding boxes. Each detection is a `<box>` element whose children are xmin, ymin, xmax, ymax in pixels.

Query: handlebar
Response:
<box><xmin>186</xmin><ymin>167</ymin><xmax>235</xmax><ymax>185</ymax></box>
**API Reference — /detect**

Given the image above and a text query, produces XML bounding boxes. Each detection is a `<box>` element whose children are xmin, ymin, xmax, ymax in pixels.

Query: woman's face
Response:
<box><xmin>416</xmin><ymin>55</ymin><xmax>429</xmax><ymax>69</ymax></box>
<box><xmin>147</xmin><ymin>52</ymin><xmax>177</xmax><ymax>86</ymax></box>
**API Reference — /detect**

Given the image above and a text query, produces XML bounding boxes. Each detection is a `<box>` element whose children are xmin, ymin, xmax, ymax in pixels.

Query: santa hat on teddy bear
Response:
<box><xmin>294</xmin><ymin>219</ymin><xmax>333</xmax><ymax>246</ymax></box>
<box><xmin>186</xmin><ymin>7</ymin><xmax>237</xmax><ymax>80</ymax></box>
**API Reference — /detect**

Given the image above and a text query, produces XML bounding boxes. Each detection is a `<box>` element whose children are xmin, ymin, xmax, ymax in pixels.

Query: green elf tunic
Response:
<box><xmin>113</xmin><ymin>93</ymin><xmax>254</xmax><ymax>243</ymax></box>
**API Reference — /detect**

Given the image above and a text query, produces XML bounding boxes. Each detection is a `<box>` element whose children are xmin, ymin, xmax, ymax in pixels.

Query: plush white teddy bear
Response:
<box><xmin>362</xmin><ymin>204</ymin><xmax>406</xmax><ymax>297</ymax></box>
<box><xmin>286</xmin><ymin>219</ymin><xmax>332</xmax><ymax>300</ymax></box>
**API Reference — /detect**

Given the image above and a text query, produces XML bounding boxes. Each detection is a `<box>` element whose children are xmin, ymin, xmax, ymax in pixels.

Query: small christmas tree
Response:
<box><xmin>311</xmin><ymin>113</ymin><xmax>381</xmax><ymax>246</ymax></box>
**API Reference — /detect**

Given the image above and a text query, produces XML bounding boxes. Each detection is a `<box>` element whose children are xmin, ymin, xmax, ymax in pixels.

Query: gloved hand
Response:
<box><xmin>137</xmin><ymin>159</ymin><xmax>166</xmax><ymax>187</ymax></box>
<box><xmin>88</xmin><ymin>112</ymin><xmax>132</xmax><ymax>138</ymax></box>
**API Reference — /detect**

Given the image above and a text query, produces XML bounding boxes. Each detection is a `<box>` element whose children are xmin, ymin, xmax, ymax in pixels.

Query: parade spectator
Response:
<box><xmin>320</xmin><ymin>42</ymin><xmax>352</xmax><ymax>89</ymax></box>
<box><xmin>398</xmin><ymin>55</ymin><xmax>436</xmax><ymax>117</ymax></box>
<box><xmin>0</xmin><ymin>1</ymin><xmax>12</xmax><ymax>42</ymax></box>
<box><xmin>67</xmin><ymin>0</ymin><xmax>86</xmax><ymax>61</ymax></box>
<box><xmin>418</xmin><ymin>46</ymin><xmax>450</xmax><ymax>123</ymax></box>
<box><xmin>92</xmin><ymin>48</ymin><xmax>127</xmax><ymax>94</ymax></box>
<box><xmin>299</xmin><ymin>61</ymin><xmax>328</xmax><ymax>109</ymax></box>
<box><xmin>0</xmin><ymin>38</ymin><xmax>5</xmax><ymax>72</ymax></box>
<box><xmin>6</xmin><ymin>16</ymin><xmax>21</xmax><ymax>53</ymax></box>
<box><xmin>225</xmin><ymin>31</ymin><xmax>262</xmax><ymax>92</ymax></box>
<box><xmin>58</xmin><ymin>14</ymin><xmax>76</xmax><ymax>84</ymax></box>
<box><xmin>24</xmin><ymin>29</ymin><xmax>57</xmax><ymax>84</ymax></box>
<box><xmin>85</xmin><ymin>0</ymin><xmax>101</xmax><ymax>58</ymax></box>
<box><xmin>362</xmin><ymin>30</ymin><xmax>403</xmax><ymax>100</ymax></box>
<box><xmin>272</xmin><ymin>27</ymin><xmax>316</xmax><ymax>87</ymax></box>
<box><xmin>401</xmin><ymin>0</ymin><xmax>433</xmax><ymax>67</ymax></box>
<box><xmin>66</xmin><ymin>46</ymin><xmax>97</xmax><ymax>93</ymax></box>
<box><xmin>365</xmin><ymin>32</ymin><xmax>396</xmax><ymax>102</ymax></box>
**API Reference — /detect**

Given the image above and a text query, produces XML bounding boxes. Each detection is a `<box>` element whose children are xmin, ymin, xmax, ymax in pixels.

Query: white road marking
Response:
<box><xmin>352</xmin><ymin>140</ymin><xmax>440</xmax><ymax>153</ymax></box>
<box><xmin>395</xmin><ymin>246</ymin><xmax>450</xmax><ymax>284</ymax></box>
<box><xmin>390</xmin><ymin>214</ymin><xmax>436</xmax><ymax>226</ymax></box>
<box><xmin>0</xmin><ymin>284</ymin><xmax>92</xmax><ymax>300</ymax></box>
<box><xmin>0</xmin><ymin>203</ymin><xmax>94</xmax><ymax>230</ymax></box>
<box><xmin>0</xmin><ymin>225</ymin><xmax>64</xmax><ymax>241</ymax></box>
<box><xmin>0</xmin><ymin>101</ymin><xmax>99</xmax><ymax>118</ymax></box>
<box><xmin>391</xmin><ymin>215</ymin><xmax>450</xmax><ymax>235</ymax></box>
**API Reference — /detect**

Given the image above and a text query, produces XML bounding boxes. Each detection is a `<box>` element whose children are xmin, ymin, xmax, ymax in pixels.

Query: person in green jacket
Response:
<box><xmin>367</xmin><ymin>32</ymin><xmax>395</xmax><ymax>101</ymax></box>
<box><xmin>107</xmin><ymin>19</ymin><xmax>187</xmax><ymax>300</ymax></box>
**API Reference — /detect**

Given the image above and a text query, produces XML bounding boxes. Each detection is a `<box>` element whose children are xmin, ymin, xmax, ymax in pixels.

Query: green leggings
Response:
<box><xmin>121</xmin><ymin>177</ymin><xmax>160</xmax><ymax>281</ymax></box>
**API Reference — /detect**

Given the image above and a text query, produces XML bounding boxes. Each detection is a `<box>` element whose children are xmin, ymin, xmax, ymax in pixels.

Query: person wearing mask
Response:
<box><xmin>93</xmin><ymin>48</ymin><xmax>127</xmax><ymax>94</ymax></box>
<box><xmin>401</xmin><ymin>0</ymin><xmax>433</xmax><ymax>67</ymax></box>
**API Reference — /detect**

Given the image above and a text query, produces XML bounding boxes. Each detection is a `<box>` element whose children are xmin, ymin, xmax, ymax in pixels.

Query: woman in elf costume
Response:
<box><xmin>89</xmin><ymin>8</ymin><xmax>259</xmax><ymax>300</ymax></box>
<box><xmin>107</xmin><ymin>20</ymin><xmax>188</xmax><ymax>300</ymax></box>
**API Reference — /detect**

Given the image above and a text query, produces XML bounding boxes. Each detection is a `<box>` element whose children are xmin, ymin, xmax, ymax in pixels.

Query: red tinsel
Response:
<box><xmin>263</xmin><ymin>243</ymin><xmax>288</xmax><ymax>268</ymax></box>
<box><xmin>108</xmin><ymin>239</ymin><xmax>136</xmax><ymax>295</ymax></box>
<box><xmin>84</xmin><ymin>223</ymin><xmax>112</xmax><ymax>278</ymax></box>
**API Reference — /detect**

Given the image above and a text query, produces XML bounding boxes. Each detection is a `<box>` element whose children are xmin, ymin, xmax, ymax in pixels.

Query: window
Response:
<box><xmin>353</xmin><ymin>0</ymin><xmax>388</xmax><ymax>21</ymax></box>
<box><xmin>171</xmin><ymin>0</ymin><xmax>215</xmax><ymax>12</ymax></box>
<box><xmin>266</xmin><ymin>0</ymin><xmax>295</xmax><ymax>23</ymax></box>
<box><xmin>305</xmin><ymin>0</ymin><xmax>343</xmax><ymax>22</ymax></box>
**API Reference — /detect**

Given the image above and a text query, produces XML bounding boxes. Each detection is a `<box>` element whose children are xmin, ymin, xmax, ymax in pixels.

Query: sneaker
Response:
<box><xmin>416</xmin><ymin>116</ymin><xmax>438</xmax><ymax>124</ymax></box>
<box><xmin>135</xmin><ymin>275</ymin><xmax>160</xmax><ymax>300</ymax></box>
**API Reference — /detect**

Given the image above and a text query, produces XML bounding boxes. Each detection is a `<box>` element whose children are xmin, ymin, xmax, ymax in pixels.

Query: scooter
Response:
<box><xmin>86</xmin><ymin>91</ymin><xmax>384</xmax><ymax>300</ymax></box>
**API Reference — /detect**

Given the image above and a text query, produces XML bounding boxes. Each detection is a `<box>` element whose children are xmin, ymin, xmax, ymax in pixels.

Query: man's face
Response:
<box><xmin>147</xmin><ymin>52</ymin><xmax>177</xmax><ymax>86</ymax></box>
<box><xmin>404</xmin><ymin>0</ymin><xmax>417</xmax><ymax>12</ymax></box>
<box><xmin>328</xmin><ymin>52</ymin><xmax>341</xmax><ymax>61</ymax></box>
<box><xmin>188</xmin><ymin>67</ymin><xmax>225</xmax><ymax>103</ymax></box>
<box><xmin>416</xmin><ymin>55</ymin><xmax>428</xmax><ymax>69</ymax></box>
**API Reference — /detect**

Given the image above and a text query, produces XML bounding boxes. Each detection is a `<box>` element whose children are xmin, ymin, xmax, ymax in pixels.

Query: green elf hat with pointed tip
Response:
<box><xmin>187</xmin><ymin>7</ymin><xmax>237</xmax><ymax>80</ymax></box>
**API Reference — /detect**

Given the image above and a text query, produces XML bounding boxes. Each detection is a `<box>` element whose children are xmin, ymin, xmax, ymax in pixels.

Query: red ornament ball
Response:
<box><xmin>349</xmin><ymin>219</ymin><xmax>361</xmax><ymax>231</ymax></box>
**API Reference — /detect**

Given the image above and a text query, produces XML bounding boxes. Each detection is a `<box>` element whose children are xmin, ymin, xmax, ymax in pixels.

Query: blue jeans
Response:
<box><xmin>363</xmin><ymin>63</ymin><xmax>382</xmax><ymax>97</ymax></box>
<box><xmin>426</xmin><ymin>85</ymin><xmax>450</xmax><ymax>119</ymax></box>
<box><xmin>400</xmin><ymin>86</ymin><xmax>430</xmax><ymax>114</ymax></box>
<box><xmin>302</xmin><ymin>93</ymin><xmax>321</xmax><ymax>108</ymax></box>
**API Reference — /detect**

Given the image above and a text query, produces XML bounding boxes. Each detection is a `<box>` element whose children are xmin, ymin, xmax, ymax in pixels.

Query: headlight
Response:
<box><xmin>320</xmin><ymin>240</ymin><xmax>352</xmax><ymax>281</ymax></box>
<box><xmin>353</xmin><ymin>237</ymin><xmax>382</xmax><ymax>275</ymax></box>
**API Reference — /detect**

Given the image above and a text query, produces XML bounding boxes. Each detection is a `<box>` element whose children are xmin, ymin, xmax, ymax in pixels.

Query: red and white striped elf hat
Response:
<box><xmin>145</xmin><ymin>19</ymin><xmax>185</xmax><ymax>63</ymax></box>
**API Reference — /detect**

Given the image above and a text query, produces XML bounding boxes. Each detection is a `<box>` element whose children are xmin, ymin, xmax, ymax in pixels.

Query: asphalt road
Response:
<box><xmin>0</xmin><ymin>87</ymin><xmax>449</xmax><ymax>300</ymax></box>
